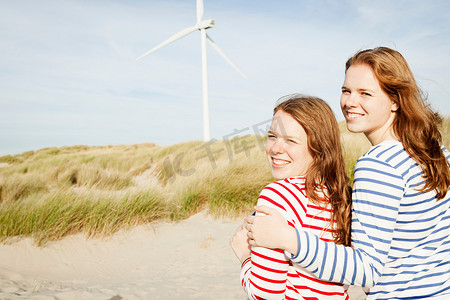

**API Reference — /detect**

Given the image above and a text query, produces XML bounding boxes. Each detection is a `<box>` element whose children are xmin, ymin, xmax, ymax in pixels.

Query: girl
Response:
<box><xmin>245</xmin><ymin>47</ymin><xmax>450</xmax><ymax>299</ymax></box>
<box><xmin>230</xmin><ymin>94</ymin><xmax>352</xmax><ymax>299</ymax></box>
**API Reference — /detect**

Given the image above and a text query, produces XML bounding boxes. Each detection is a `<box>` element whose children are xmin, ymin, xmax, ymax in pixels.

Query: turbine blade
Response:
<box><xmin>137</xmin><ymin>26</ymin><xmax>197</xmax><ymax>61</ymax></box>
<box><xmin>206</xmin><ymin>34</ymin><xmax>248</xmax><ymax>79</ymax></box>
<box><xmin>196</xmin><ymin>0</ymin><xmax>204</xmax><ymax>23</ymax></box>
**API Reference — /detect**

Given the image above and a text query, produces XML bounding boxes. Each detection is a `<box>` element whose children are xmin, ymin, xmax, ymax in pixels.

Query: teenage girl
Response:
<box><xmin>231</xmin><ymin>94</ymin><xmax>353</xmax><ymax>299</ymax></box>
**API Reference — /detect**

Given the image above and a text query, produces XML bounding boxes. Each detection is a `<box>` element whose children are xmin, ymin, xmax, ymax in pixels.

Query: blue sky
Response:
<box><xmin>1</xmin><ymin>0</ymin><xmax>449</xmax><ymax>156</ymax></box>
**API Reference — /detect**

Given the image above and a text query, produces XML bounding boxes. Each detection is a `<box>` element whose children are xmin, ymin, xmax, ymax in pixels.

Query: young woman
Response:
<box><xmin>244</xmin><ymin>47</ymin><xmax>450</xmax><ymax>299</ymax></box>
<box><xmin>230</xmin><ymin>94</ymin><xmax>353</xmax><ymax>299</ymax></box>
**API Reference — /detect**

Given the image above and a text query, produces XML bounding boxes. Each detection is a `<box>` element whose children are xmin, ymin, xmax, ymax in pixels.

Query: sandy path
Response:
<box><xmin>0</xmin><ymin>211</ymin><xmax>245</xmax><ymax>299</ymax></box>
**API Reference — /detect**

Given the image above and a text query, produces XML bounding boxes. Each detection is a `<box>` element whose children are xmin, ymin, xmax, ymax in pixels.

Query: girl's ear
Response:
<box><xmin>391</xmin><ymin>102</ymin><xmax>399</xmax><ymax>112</ymax></box>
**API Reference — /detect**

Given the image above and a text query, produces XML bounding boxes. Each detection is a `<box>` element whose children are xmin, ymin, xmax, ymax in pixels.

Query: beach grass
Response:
<box><xmin>1</xmin><ymin>119</ymin><xmax>449</xmax><ymax>245</ymax></box>
<box><xmin>0</xmin><ymin>136</ymin><xmax>272</xmax><ymax>245</ymax></box>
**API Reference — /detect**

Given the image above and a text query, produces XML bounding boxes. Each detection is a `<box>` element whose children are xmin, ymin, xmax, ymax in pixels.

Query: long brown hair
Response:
<box><xmin>274</xmin><ymin>94</ymin><xmax>352</xmax><ymax>246</ymax></box>
<box><xmin>346</xmin><ymin>47</ymin><xmax>450</xmax><ymax>199</ymax></box>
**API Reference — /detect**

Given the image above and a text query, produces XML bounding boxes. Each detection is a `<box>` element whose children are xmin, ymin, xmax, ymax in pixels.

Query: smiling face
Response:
<box><xmin>340</xmin><ymin>63</ymin><xmax>398</xmax><ymax>145</ymax></box>
<box><xmin>266</xmin><ymin>110</ymin><xmax>313</xmax><ymax>180</ymax></box>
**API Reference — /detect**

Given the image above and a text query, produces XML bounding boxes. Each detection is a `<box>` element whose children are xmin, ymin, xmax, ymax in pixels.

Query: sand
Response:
<box><xmin>0</xmin><ymin>211</ymin><xmax>366</xmax><ymax>299</ymax></box>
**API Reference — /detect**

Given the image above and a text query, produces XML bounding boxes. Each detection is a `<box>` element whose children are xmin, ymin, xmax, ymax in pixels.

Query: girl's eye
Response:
<box><xmin>267</xmin><ymin>134</ymin><xmax>276</xmax><ymax>139</ymax></box>
<box><xmin>287</xmin><ymin>139</ymin><xmax>297</xmax><ymax>144</ymax></box>
<box><xmin>341</xmin><ymin>89</ymin><xmax>350</xmax><ymax>94</ymax></box>
<box><xmin>361</xmin><ymin>91</ymin><xmax>372</xmax><ymax>96</ymax></box>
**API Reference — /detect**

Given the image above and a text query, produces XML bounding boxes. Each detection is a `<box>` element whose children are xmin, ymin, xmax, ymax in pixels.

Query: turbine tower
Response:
<box><xmin>137</xmin><ymin>0</ymin><xmax>247</xmax><ymax>141</ymax></box>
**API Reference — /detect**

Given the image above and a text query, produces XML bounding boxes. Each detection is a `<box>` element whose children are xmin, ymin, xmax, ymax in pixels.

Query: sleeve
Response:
<box><xmin>240</xmin><ymin>182</ymin><xmax>298</xmax><ymax>299</ymax></box>
<box><xmin>288</xmin><ymin>156</ymin><xmax>405</xmax><ymax>287</ymax></box>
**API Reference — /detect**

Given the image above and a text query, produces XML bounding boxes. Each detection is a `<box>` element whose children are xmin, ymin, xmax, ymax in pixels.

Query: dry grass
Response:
<box><xmin>0</xmin><ymin>118</ymin><xmax>448</xmax><ymax>245</ymax></box>
<box><xmin>0</xmin><ymin>137</ymin><xmax>272</xmax><ymax>245</ymax></box>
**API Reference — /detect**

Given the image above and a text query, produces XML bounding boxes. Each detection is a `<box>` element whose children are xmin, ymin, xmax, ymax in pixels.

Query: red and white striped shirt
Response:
<box><xmin>240</xmin><ymin>177</ymin><xmax>349</xmax><ymax>299</ymax></box>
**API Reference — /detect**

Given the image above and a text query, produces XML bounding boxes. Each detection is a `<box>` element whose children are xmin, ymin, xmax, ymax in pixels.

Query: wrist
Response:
<box><xmin>283</xmin><ymin>226</ymin><xmax>299</xmax><ymax>255</ymax></box>
<box><xmin>240</xmin><ymin>256</ymin><xmax>251</xmax><ymax>267</ymax></box>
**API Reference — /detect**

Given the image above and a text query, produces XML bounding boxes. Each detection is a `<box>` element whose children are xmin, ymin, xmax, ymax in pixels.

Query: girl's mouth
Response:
<box><xmin>272</xmin><ymin>157</ymin><xmax>290</xmax><ymax>167</ymax></box>
<box><xmin>346</xmin><ymin>111</ymin><xmax>364</xmax><ymax>119</ymax></box>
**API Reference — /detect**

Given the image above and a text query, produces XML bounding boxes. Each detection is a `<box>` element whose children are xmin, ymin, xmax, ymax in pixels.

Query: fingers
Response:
<box><xmin>246</xmin><ymin>231</ymin><xmax>256</xmax><ymax>247</ymax></box>
<box><xmin>254</xmin><ymin>205</ymin><xmax>276</xmax><ymax>215</ymax></box>
<box><xmin>244</xmin><ymin>214</ymin><xmax>255</xmax><ymax>225</ymax></box>
<box><xmin>247</xmin><ymin>235</ymin><xmax>258</xmax><ymax>247</ymax></box>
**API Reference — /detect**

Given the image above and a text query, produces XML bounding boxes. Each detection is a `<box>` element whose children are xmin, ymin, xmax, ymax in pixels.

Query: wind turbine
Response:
<box><xmin>137</xmin><ymin>0</ymin><xmax>247</xmax><ymax>142</ymax></box>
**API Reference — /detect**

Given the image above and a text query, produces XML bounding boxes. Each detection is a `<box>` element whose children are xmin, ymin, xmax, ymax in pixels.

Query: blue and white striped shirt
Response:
<box><xmin>290</xmin><ymin>140</ymin><xmax>450</xmax><ymax>299</ymax></box>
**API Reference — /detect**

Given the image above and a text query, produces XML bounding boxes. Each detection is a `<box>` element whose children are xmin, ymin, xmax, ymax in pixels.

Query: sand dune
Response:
<box><xmin>0</xmin><ymin>211</ymin><xmax>365</xmax><ymax>299</ymax></box>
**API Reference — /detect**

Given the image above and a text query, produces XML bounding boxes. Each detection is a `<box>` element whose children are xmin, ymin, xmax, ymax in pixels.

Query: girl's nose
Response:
<box><xmin>271</xmin><ymin>139</ymin><xmax>285</xmax><ymax>154</ymax></box>
<box><xmin>343</xmin><ymin>92</ymin><xmax>358</xmax><ymax>108</ymax></box>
